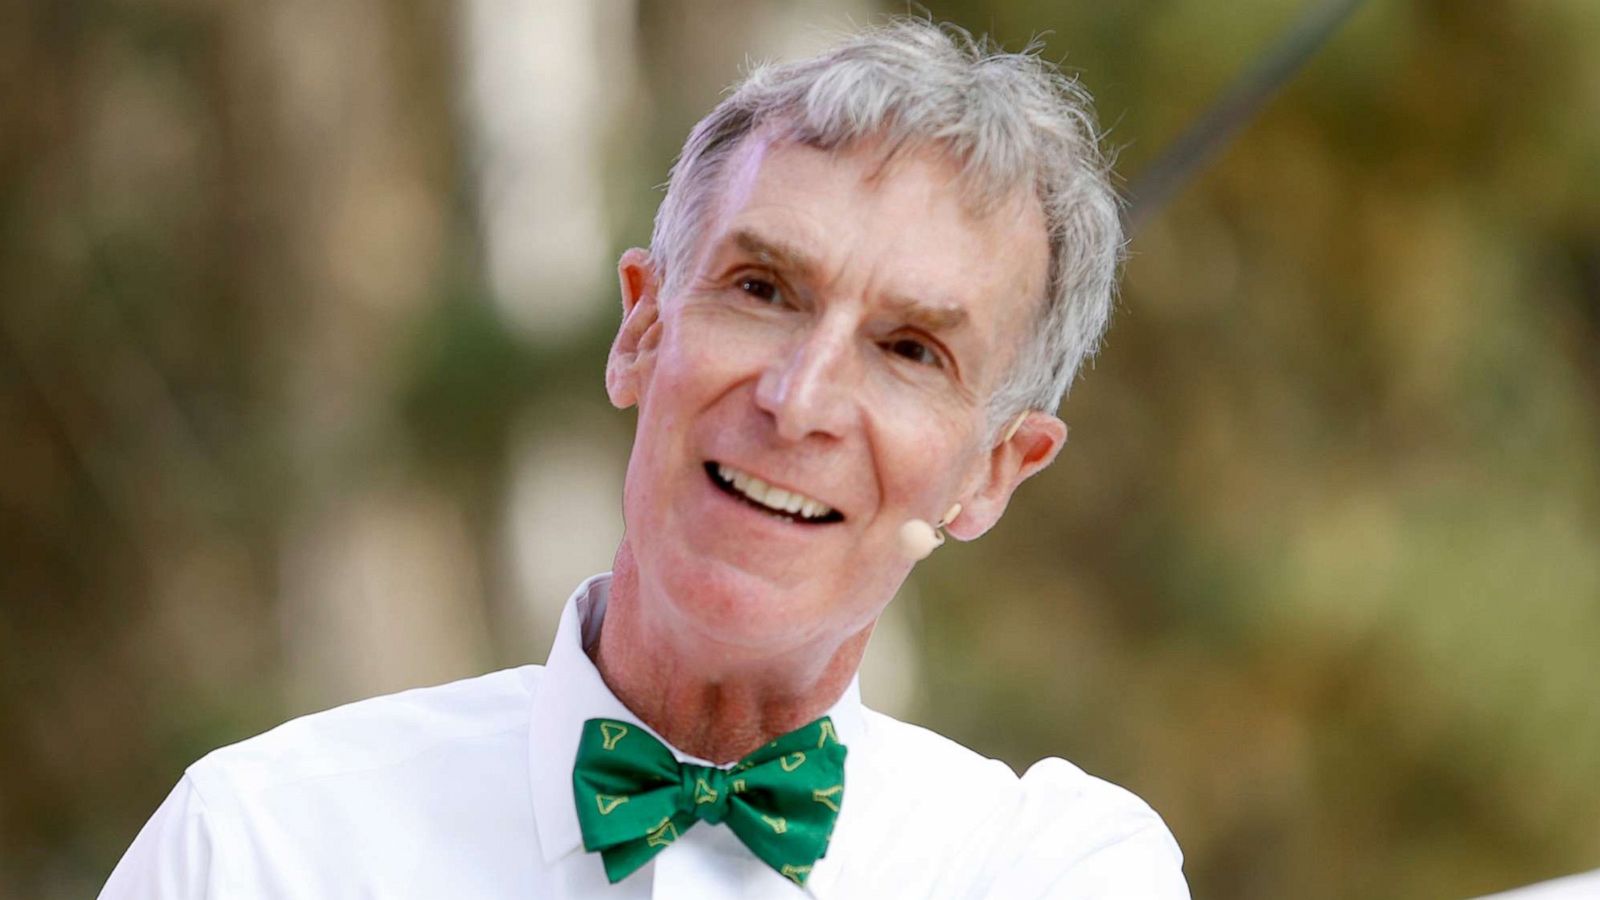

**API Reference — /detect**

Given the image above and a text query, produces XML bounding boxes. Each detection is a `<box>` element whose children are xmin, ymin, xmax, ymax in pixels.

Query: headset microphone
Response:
<box><xmin>899</xmin><ymin>503</ymin><xmax>962</xmax><ymax>561</ymax></box>
<box><xmin>897</xmin><ymin>412</ymin><xmax>1028</xmax><ymax>560</ymax></box>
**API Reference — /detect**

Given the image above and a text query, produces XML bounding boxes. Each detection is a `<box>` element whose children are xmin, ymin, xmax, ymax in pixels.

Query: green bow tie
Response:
<box><xmin>572</xmin><ymin>716</ymin><xmax>846</xmax><ymax>886</ymax></box>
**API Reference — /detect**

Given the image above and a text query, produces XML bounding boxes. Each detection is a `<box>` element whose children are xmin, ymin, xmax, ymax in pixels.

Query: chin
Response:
<box><xmin>650</xmin><ymin>548</ymin><xmax>831</xmax><ymax>653</ymax></box>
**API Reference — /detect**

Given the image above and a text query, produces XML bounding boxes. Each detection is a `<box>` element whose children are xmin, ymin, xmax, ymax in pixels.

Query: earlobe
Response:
<box><xmin>606</xmin><ymin>248</ymin><xmax>662</xmax><ymax>409</ymax></box>
<box><xmin>944</xmin><ymin>411</ymin><xmax>1067</xmax><ymax>541</ymax></box>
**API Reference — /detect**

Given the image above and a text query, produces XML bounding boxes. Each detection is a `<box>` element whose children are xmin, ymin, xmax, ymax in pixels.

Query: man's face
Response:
<box><xmin>608</xmin><ymin>135</ymin><xmax>1054</xmax><ymax>660</ymax></box>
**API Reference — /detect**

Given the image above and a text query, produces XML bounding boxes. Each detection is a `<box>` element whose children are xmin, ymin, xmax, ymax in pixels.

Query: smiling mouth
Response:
<box><xmin>705</xmin><ymin>462</ymin><xmax>845</xmax><ymax>524</ymax></box>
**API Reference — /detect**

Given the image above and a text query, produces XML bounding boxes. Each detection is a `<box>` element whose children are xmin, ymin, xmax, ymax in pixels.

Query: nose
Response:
<box><xmin>754</xmin><ymin>319</ymin><xmax>858</xmax><ymax>442</ymax></box>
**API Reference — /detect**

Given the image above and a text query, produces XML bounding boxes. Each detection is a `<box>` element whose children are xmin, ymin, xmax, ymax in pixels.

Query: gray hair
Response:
<box><xmin>649</xmin><ymin>19</ymin><xmax>1123</xmax><ymax>433</ymax></box>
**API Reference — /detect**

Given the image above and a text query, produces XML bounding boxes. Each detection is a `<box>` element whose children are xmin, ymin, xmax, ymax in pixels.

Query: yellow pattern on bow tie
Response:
<box><xmin>817</xmin><ymin>720</ymin><xmax>839</xmax><ymax>748</ymax></box>
<box><xmin>600</xmin><ymin>722</ymin><xmax>629</xmax><ymax>751</ymax></box>
<box><xmin>779</xmin><ymin>751</ymin><xmax>806</xmax><ymax>772</ymax></box>
<box><xmin>595</xmin><ymin>794</ymin><xmax>629</xmax><ymax>815</ymax></box>
<box><xmin>781</xmin><ymin>864</ymin><xmax>812</xmax><ymax>885</ymax></box>
<box><xmin>645</xmin><ymin>817</ymin><xmax>679</xmax><ymax>848</ymax></box>
<box><xmin>812</xmin><ymin>785</ymin><xmax>842</xmax><ymax>812</ymax></box>
<box><xmin>761</xmin><ymin>814</ymin><xmax>788</xmax><ymax>834</ymax></box>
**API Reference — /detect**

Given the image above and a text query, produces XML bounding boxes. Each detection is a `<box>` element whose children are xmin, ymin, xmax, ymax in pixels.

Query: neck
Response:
<box><xmin>590</xmin><ymin>544</ymin><xmax>870</xmax><ymax>763</ymax></box>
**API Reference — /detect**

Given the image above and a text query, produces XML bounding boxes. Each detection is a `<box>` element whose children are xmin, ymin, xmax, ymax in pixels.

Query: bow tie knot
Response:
<box><xmin>680</xmin><ymin>764</ymin><xmax>731</xmax><ymax>824</ymax></box>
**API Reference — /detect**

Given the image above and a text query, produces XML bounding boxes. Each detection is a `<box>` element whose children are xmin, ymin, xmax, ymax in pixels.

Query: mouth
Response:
<box><xmin>705</xmin><ymin>462</ymin><xmax>845</xmax><ymax>525</ymax></box>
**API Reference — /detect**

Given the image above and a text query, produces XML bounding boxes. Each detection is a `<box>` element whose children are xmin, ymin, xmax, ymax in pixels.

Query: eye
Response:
<box><xmin>737</xmin><ymin>276</ymin><xmax>783</xmax><ymax>305</ymax></box>
<box><xmin>883</xmin><ymin>337</ymin><xmax>943</xmax><ymax>368</ymax></box>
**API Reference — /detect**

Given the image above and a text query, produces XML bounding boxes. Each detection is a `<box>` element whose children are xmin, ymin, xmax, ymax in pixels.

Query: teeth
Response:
<box><xmin>714</xmin><ymin>464</ymin><xmax>834</xmax><ymax>519</ymax></box>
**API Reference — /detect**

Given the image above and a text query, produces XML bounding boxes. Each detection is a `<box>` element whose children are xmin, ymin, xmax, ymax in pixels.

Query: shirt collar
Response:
<box><xmin>526</xmin><ymin>572</ymin><xmax>867</xmax><ymax>865</ymax></box>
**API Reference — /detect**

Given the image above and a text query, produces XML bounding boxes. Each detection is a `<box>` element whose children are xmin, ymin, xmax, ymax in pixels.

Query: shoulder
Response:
<box><xmin>186</xmin><ymin>665</ymin><xmax>541</xmax><ymax>805</ymax></box>
<box><xmin>859</xmin><ymin>706</ymin><xmax>1019</xmax><ymax>787</ymax></box>
<box><xmin>104</xmin><ymin>667</ymin><xmax>546</xmax><ymax>898</ymax></box>
<box><xmin>860</xmin><ymin>707</ymin><xmax>1174</xmax><ymax>824</ymax></box>
<box><xmin>1010</xmin><ymin>756</ymin><xmax>1185</xmax><ymax>861</ymax></box>
<box><xmin>983</xmin><ymin>755</ymin><xmax>1188</xmax><ymax>897</ymax></box>
<box><xmin>846</xmin><ymin>708</ymin><xmax>1188</xmax><ymax>898</ymax></box>
<box><xmin>1013</xmin><ymin>755</ymin><xmax>1180</xmax><ymax>849</ymax></box>
<box><xmin>863</xmin><ymin>708</ymin><xmax>1176</xmax><ymax>832</ymax></box>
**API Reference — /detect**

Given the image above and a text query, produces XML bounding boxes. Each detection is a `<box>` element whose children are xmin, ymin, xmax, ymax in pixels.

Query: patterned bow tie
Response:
<box><xmin>572</xmin><ymin>716</ymin><xmax>846</xmax><ymax>887</ymax></box>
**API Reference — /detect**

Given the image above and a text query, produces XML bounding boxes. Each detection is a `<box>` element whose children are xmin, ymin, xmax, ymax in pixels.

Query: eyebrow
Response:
<box><xmin>727</xmin><ymin>227</ymin><xmax>971</xmax><ymax>333</ymax></box>
<box><xmin>731</xmin><ymin>228</ymin><xmax>822</xmax><ymax>281</ymax></box>
<box><xmin>881</xmin><ymin>294</ymin><xmax>969</xmax><ymax>332</ymax></box>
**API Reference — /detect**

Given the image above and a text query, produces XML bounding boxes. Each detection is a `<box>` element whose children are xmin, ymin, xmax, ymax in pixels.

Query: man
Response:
<box><xmin>103</xmin><ymin>19</ymin><xmax>1188</xmax><ymax>898</ymax></box>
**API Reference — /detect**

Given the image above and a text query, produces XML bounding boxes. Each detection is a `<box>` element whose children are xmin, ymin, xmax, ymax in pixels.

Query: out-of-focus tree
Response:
<box><xmin>2</xmin><ymin>3</ymin><xmax>477</xmax><ymax>896</ymax></box>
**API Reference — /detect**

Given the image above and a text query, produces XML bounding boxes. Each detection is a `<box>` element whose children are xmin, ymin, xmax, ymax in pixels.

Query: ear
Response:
<box><xmin>944</xmin><ymin>411</ymin><xmax>1067</xmax><ymax>540</ymax></box>
<box><xmin>606</xmin><ymin>248</ymin><xmax>663</xmax><ymax>409</ymax></box>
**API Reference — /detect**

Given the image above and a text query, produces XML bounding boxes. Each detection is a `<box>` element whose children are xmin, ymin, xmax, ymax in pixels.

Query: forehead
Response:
<box><xmin>701</xmin><ymin>134</ymin><xmax>1050</xmax><ymax>377</ymax></box>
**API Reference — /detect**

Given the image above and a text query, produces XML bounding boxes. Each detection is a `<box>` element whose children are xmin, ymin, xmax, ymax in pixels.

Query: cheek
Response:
<box><xmin>662</xmin><ymin>305</ymin><xmax>787</xmax><ymax>384</ymax></box>
<box><xmin>641</xmin><ymin>321</ymin><xmax>734</xmax><ymax>417</ymax></box>
<box><xmin>630</xmin><ymin>308</ymin><xmax>780</xmax><ymax>468</ymax></box>
<box><xmin>869</xmin><ymin>414</ymin><xmax>977</xmax><ymax>514</ymax></box>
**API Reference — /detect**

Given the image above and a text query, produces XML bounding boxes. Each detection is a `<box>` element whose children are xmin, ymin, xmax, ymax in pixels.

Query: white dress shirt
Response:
<box><xmin>1474</xmin><ymin>870</ymin><xmax>1600</xmax><ymax>899</ymax></box>
<box><xmin>102</xmin><ymin>573</ymin><xmax>1189</xmax><ymax>899</ymax></box>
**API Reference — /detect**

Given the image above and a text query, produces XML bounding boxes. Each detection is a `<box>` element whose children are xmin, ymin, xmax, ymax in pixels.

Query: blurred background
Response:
<box><xmin>3</xmin><ymin>0</ymin><xmax>1598</xmax><ymax>897</ymax></box>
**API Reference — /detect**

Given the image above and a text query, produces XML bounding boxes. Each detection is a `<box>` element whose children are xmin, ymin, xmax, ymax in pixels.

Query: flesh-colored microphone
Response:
<box><xmin>899</xmin><ymin>503</ymin><xmax>962</xmax><ymax>561</ymax></box>
<box><xmin>898</xmin><ymin>412</ymin><xmax>1027</xmax><ymax>560</ymax></box>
